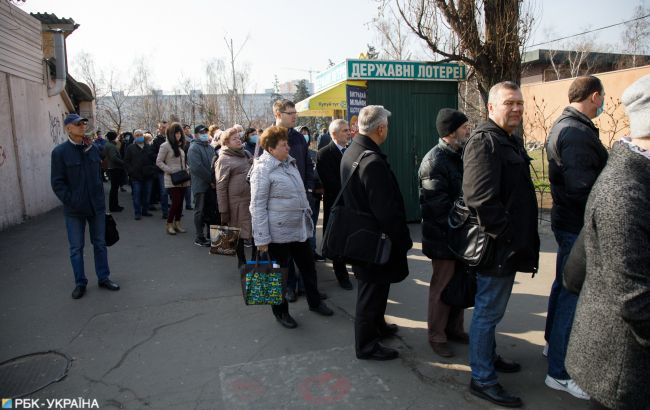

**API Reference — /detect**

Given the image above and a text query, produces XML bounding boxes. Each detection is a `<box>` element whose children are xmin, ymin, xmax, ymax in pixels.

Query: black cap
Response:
<box><xmin>436</xmin><ymin>108</ymin><xmax>468</xmax><ymax>138</ymax></box>
<box><xmin>194</xmin><ymin>124</ymin><xmax>208</xmax><ymax>134</ymax></box>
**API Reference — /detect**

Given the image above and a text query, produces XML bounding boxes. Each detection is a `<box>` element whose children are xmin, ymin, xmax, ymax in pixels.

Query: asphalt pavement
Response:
<box><xmin>0</xmin><ymin>186</ymin><xmax>590</xmax><ymax>409</ymax></box>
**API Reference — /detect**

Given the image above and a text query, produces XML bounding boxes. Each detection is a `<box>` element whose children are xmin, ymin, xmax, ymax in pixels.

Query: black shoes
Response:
<box><xmin>319</xmin><ymin>291</ymin><xmax>328</xmax><ymax>300</ymax></box>
<box><xmin>469</xmin><ymin>380</ymin><xmax>523</xmax><ymax>408</ymax></box>
<box><xmin>378</xmin><ymin>323</ymin><xmax>399</xmax><ymax>338</ymax></box>
<box><xmin>71</xmin><ymin>285</ymin><xmax>86</xmax><ymax>299</ymax></box>
<box><xmin>314</xmin><ymin>253</ymin><xmax>326</xmax><ymax>262</ymax></box>
<box><xmin>286</xmin><ymin>288</ymin><xmax>297</xmax><ymax>302</ymax></box>
<box><xmin>357</xmin><ymin>343</ymin><xmax>399</xmax><ymax>361</ymax></box>
<box><xmin>161</xmin><ymin>213</ymin><xmax>168</xmax><ymax>219</ymax></box>
<box><xmin>275</xmin><ymin>312</ymin><xmax>298</xmax><ymax>329</ymax></box>
<box><xmin>134</xmin><ymin>216</ymin><xmax>142</xmax><ymax>220</ymax></box>
<box><xmin>99</xmin><ymin>279</ymin><xmax>120</xmax><ymax>291</ymax></box>
<box><xmin>109</xmin><ymin>206</ymin><xmax>124</xmax><ymax>212</ymax></box>
<box><xmin>194</xmin><ymin>238</ymin><xmax>211</xmax><ymax>247</ymax></box>
<box><xmin>495</xmin><ymin>355</ymin><xmax>521</xmax><ymax>373</ymax></box>
<box><xmin>141</xmin><ymin>212</ymin><xmax>153</xmax><ymax>217</ymax></box>
<box><xmin>309</xmin><ymin>303</ymin><xmax>334</xmax><ymax>316</ymax></box>
<box><xmin>339</xmin><ymin>279</ymin><xmax>353</xmax><ymax>290</ymax></box>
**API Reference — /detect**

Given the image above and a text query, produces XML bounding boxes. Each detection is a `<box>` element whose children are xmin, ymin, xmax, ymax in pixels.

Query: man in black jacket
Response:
<box><xmin>317</xmin><ymin>119</ymin><xmax>353</xmax><ymax>290</ymax></box>
<box><xmin>124</xmin><ymin>130</ymin><xmax>156</xmax><ymax>220</ymax></box>
<box><xmin>418</xmin><ymin>108</ymin><xmax>470</xmax><ymax>358</ymax></box>
<box><xmin>341</xmin><ymin>105</ymin><xmax>413</xmax><ymax>361</ymax></box>
<box><xmin>463</xmin><ymin>82</ymin><xmax>539</xmax><ymax>408</ymax></box>
<box><xmin>543</xmin><ymin>76</ymin><xmax>607</xmax><ymax>400</ymax></box>
<box><xmin>151</xmin><ymin>121</ymin><xmax>169</xmax><ymax>218</ymax></box>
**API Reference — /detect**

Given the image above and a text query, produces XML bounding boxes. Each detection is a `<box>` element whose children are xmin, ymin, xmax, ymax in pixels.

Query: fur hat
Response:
<box><xmin>622</xmin><ymin>74</ymin><xmax>650</xmax><ymax>139</ymax></box>
<box><xmin>436</xmin><ymin>108</ymin><xmax>468</xmax><ymax>138</ymax></box>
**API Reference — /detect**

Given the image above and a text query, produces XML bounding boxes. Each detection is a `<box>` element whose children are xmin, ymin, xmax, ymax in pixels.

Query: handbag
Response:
<box><xmin>170</xmin><ymin>154</ymin><xmax>191</xmax><ymax>185</ymax></box>
<box><xmin>321</xmin><ymin>150</ymin><xmax>392</xmax><ymax>266</ymax></box>
<box><xmin>105</xmin><ymin>213</ymin><xmax>119</xmax><ymax>246</ymax></box>
<box><xmin>240</xmin><ymin>255</ymin><xmax>287</xmax><ymax>305</ymax></box>
<box><xmin>447</xmin><ymin>197</ymin><xmax>494</xmax><ymax>267</ymax></box>
<box><xmin>441</xmin><ymin>262</ymin><xmax>477</xmax><ymax>308</ymax></box>
<box><xmin>209</xmin><ymin>225</ymin><xmax>240</xmax><ymax>255</ymax></box>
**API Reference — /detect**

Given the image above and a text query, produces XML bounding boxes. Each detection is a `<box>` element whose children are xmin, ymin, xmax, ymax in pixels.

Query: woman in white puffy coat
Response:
<box><xmin>249</xmin><ymin>126</ymin><xmax>333</xmax><ymax>329</ymax></box>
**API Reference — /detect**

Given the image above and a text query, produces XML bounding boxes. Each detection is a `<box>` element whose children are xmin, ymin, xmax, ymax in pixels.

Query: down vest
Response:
<box><xmin>249</xmin><ymin>150</ymin><xmax>313</xmax><ymax>246</ymax></box>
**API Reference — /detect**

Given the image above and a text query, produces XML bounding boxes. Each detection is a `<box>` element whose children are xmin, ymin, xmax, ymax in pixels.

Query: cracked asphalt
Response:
<box><xmin>0</xmin><ymin>188</ymin><xmax>590</xmax><ymax>409</ymax></box>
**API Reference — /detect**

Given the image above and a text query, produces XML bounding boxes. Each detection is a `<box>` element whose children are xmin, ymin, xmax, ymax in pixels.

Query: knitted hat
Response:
<box><xmin>622</xmin><ymin>74</ymin><xmax>650</xmax><ymax>139</ymax></box>
<box><xmin>436</xmin><ymin>108</ymin><xmax>468</xmax><ymax>138</ymax></box>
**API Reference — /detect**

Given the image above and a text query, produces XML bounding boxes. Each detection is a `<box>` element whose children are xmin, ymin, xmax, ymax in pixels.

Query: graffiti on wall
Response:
<box><xmin>49</xmin><ymin>112</ymin><xmax>66</xmax><ymax>145</ymax></box>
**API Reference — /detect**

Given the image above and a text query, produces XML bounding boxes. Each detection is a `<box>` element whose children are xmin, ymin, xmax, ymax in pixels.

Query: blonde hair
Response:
<box><xmin>220</xmin><ymin>127</ymin><xmax>239</xmax><ymax>146</ymax></box>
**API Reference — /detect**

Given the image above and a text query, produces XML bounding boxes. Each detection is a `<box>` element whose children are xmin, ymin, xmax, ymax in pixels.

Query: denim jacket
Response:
<box><xmin>51</xmin><ymin>140</ymin><xmax>106</xmax><ymax>216</ymax></box>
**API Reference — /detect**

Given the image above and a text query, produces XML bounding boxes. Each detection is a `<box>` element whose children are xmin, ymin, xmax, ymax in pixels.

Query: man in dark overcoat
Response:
<box><xmin>340</xmin><ymin>105</ymin><xmax>413</xmax><ymax>361</ymax></box>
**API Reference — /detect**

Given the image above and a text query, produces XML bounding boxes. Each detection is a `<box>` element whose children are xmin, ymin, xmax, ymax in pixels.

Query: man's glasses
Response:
<box><xmin>281</xmin><ymin>111</ymin><xmax>298</xmax><ymax>115</ymax></box>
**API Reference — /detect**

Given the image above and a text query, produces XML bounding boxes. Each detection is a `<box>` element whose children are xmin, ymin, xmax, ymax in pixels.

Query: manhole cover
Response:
<box><xmin>0</xmin><ymin>351</ymin><xmax>70</xmax><ymax>397</ymax></box>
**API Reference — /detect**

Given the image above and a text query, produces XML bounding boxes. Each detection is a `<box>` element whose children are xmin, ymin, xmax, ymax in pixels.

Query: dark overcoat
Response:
<box><xmin>340</xmin><ymin>134</ymin><xmax>413</xmax><ymax>284</ymax></box>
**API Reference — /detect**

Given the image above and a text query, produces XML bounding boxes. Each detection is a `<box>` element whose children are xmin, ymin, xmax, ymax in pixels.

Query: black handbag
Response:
<box><xmin>441</xmin><ymin>262</ymin><xmax>477</xmax><ymax>308</ymax></box>
<box><xmin>447</xmin><ymin>197</ymin><xmax>494</xmax><ymax>267</ymax></box>
<box><xmin>105</xmin><ymin>214</ymin><xmax>119</xmax><ymax>246</ymax></box>
<box><xmin>321</xmin><ymin>150</ymin><xmax>392</xmax><ymax>266</ymax></box>
<box><xmin>170</xmin><ymin>154</ymin><xmax>191</xmax><ymax>185</ymax></box>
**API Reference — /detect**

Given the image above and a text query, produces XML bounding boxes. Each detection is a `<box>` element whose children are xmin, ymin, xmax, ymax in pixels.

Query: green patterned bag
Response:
<box><xmin>240</xmin><ymin>256</ymin><xmax>287</xmax><ymax>305</ymax></box>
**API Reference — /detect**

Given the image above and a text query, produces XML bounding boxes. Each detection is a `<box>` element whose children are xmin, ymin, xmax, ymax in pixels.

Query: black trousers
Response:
<box><xmin>355</xmin><ymin>279</ymin><xmax>391</xmax><ymax>355</ymax></box>
<box><xmin>108</xmin><ymin>169</ymin><xmax>124</xmax><ymax>210</ymax></box>
<box><xmin>236</xmin><ymin>238</ymin><xmax>257</xmax><ymax>268</ymax></box>
<box><xmin>332</xmin><ymin>259</ymin><xmax>350</xmax><ymax>283</ymax></box>
<box><xmin>268</xmin><ymin>241</ymin><xmax>320</xmax><ymax>316</ymax></box>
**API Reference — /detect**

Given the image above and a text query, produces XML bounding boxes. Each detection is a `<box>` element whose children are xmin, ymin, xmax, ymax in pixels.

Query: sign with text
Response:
<box><xmin>347</xmin><ymin>60</ymin><xmax>466</xmax><ymax>81</ymax></box>
<box><xmin>346</xmin><ymin>85</ymin><xmax>367</xmax><ymax>133</ymax></box>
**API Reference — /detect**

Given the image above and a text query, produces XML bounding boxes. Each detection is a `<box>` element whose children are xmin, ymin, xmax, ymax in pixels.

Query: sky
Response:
<box><xmin>17</xmin><ymin>0</ymin><xmax>648</xmax><ymax>94</ymax></box>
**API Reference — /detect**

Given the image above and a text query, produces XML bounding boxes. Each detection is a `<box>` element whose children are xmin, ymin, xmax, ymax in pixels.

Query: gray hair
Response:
<box><xmin>134</xmin><ymin>129</ymin><xmax>144</xmax><ymax>136</ymax></box>
<box><xmin>358</xmin><ymin>105</ymin><xmax>391</xmax><ymax>134</ymax></box>
<box><xmin>488</xmin><ymin>81</ymin><xmax>520</xmax><ymax>104</ymax></box>
<box><xmin>328</xmin><ymin>119</ymin><xmax>348</xmax><ymax>135</ymax></box>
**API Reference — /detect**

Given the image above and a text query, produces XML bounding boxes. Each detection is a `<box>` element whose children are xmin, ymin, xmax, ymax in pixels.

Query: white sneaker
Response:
<box><xmin>545</xmin><ymin>375</ymin><xmax>590</xmax><ymax>400</ymax></box>
<box><xmin>543</xmin><ymin>342</ymin><xmax>549</xmax><ymax>357</ymax></box>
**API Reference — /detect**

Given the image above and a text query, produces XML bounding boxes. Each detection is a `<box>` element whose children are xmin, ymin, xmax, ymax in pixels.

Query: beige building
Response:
<box><xmin>0</xmin><ymin>2</ymin><xmax>94</xmax><ymax>230</ymax></box>
<box><xmin>521</xmin><ymin>65</ymin><xmax>650</xmax><ymax>147</ymax></box>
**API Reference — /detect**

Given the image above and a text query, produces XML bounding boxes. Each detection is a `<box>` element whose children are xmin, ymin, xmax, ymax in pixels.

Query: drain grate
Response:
<box><xmin>0</xmin><ymin>351</ymin><xmax>71</xmax><ymax>398</ymax></box>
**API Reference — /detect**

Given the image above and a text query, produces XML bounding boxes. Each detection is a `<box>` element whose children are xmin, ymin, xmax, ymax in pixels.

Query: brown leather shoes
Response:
<box><xmin>430</xmin><ymin>341</ymin><xmax>454</xmax><ymax>358</ymax></box>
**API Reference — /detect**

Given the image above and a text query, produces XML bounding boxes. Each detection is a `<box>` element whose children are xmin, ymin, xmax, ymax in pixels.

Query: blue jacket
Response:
<box><xmin>51</xmin><ymin>140</ymin><xmax>106</xmax><ymax>216</ymax></box>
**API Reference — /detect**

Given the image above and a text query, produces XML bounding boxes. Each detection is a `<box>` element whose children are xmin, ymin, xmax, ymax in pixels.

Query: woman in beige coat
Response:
<box><xmin>215</xmin><ymin>127</ymin><xmax>254</xmax><ymax>266</ymax></box>
<box><xmin>156</xmin><ymin>122</ymin><xmax>191</xmax><ymax>235</ymax></box>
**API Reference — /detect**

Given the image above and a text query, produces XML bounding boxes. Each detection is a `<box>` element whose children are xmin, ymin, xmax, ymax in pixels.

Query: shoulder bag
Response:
<box><xmin>321</xmin><ymin>150</ymin><xmax>392</xmax><ymax>266</ymax></box>
<box><xmin>170</xmin><ymin>152</ymin><xmax>191</xmax><ymax>185</ymax></box>
<box><xmin>447</xmin><ymin>197</ymin><xmax>494</xmax><ymax>267</ymax></box>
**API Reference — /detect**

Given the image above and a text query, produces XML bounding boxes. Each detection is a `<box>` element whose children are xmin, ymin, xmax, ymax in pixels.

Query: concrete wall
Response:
<box><xmin>521</xmin><ymin>65</ymin><xmax>650</xmax><ymax>146</ymax></box>
<box><xmin>0</xmin><ymin>3</ymin><xmax>71</xmax><ymax>230</ymax></box>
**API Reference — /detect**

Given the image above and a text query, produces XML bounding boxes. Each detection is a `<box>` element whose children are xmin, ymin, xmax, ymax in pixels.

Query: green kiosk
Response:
<box><xmin>296</xmin><ymin>59</ymin><xmax>466</xmax><ymax>221</ymax></box>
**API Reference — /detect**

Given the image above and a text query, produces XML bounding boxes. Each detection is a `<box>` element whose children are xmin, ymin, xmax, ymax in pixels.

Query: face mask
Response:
<box><xmin>304</xmin><ymin>134</ymin><xmax>310</xmax><ymax>143</ymax></box>
<box><xmin>135</xmin><ymin>136</ymin><xmax>145</xmax><ymax>143</ymax></box>
<box><xmin>199</xmin><ymin>133</ymin><xmax>209</xmax><ymax>142</ymax></box>
<box><xmin>596</xmin><ymin>98</ymin><xmax>605</xmax><ymax>116</ymax></box>
<box><xmin>239</xmin><ymin>131</ymin><xmax>244</xmax><ymax>139</ymax></box>
<box><xmin>249</xmin><ymin>134</ymin><xmax>258</xmax><ymax>144</ymax></box>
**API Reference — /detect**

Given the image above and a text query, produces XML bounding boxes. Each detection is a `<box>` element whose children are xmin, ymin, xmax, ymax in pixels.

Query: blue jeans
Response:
<box><xmin>546</xmin><ymin>228</ymin><xmax>579</xmax><ymax>379</ymax></box>
<box><xmin>157</xmin><ymin>172</ymin><xmax>169</xmax><ymax>215</ymax></box>
<box><xmin>64</xmin><ymin>213</ymin><xmax>110</xmax><ymax>286</ymax></box>
<box><xmin>131</xmin><ymin>179</ymin><xmax>152</xmax><ymax>217</ymax></box>
<box><xmin>470</xmin><ymin>273</ymin><xmax>516</xmax><ymax>386</ymax></box>
<box><xmin>184</xmin><ymin>187</ymin><xmax>192</xmax><ymax>209</ymax></box>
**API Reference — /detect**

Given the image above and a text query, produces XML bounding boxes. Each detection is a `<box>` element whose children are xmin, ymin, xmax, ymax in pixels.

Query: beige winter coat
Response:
<box><xmin>215</xmin><ymin>148</ymin><xmax>253</xmax><ymax>239</ymax></box>
<box><xmin>156</xmin><ymin>141</ymin><xmax>191</xmax><ymax>189</ymax></box>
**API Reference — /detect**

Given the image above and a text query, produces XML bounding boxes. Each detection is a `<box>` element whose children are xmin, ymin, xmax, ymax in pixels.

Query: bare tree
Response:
<box><xmin>96</xmin><ymin>71</ymin><xmax>132</xmax><ymax>133</ymax></box>
<box><xmin>621</xmin><ymin>3</ymin><xmax>650</xmax><ymax>67</ymax></box>
<box><xmin>371</xmin><ymin>2</ymin><xmax>414</xmax><ymax>60</ymax></box>
<box><xmin>595</xmin><ymin>96</ymin><xmax>630</xmax><ymax>148</ymax></box>
<box><xmin>391</xmin><ymin>0</ymin><xmax>536</xmax><ymax>106</ymax></box>
<box><xmin>224</xmin><ymin>36</ymin><xmax>252</xmax><ymax>126</ymax></box>
<box><xmin>72</xmin><ymin>51</ymin><xmax>103</xmax><ymax>98</ymax></box>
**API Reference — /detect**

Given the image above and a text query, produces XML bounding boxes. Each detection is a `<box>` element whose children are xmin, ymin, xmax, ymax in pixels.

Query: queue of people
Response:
<box><xmin>50</xmin><ymin>75</ymin><xmax>650</xmax><ymax>410</ymax></box>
